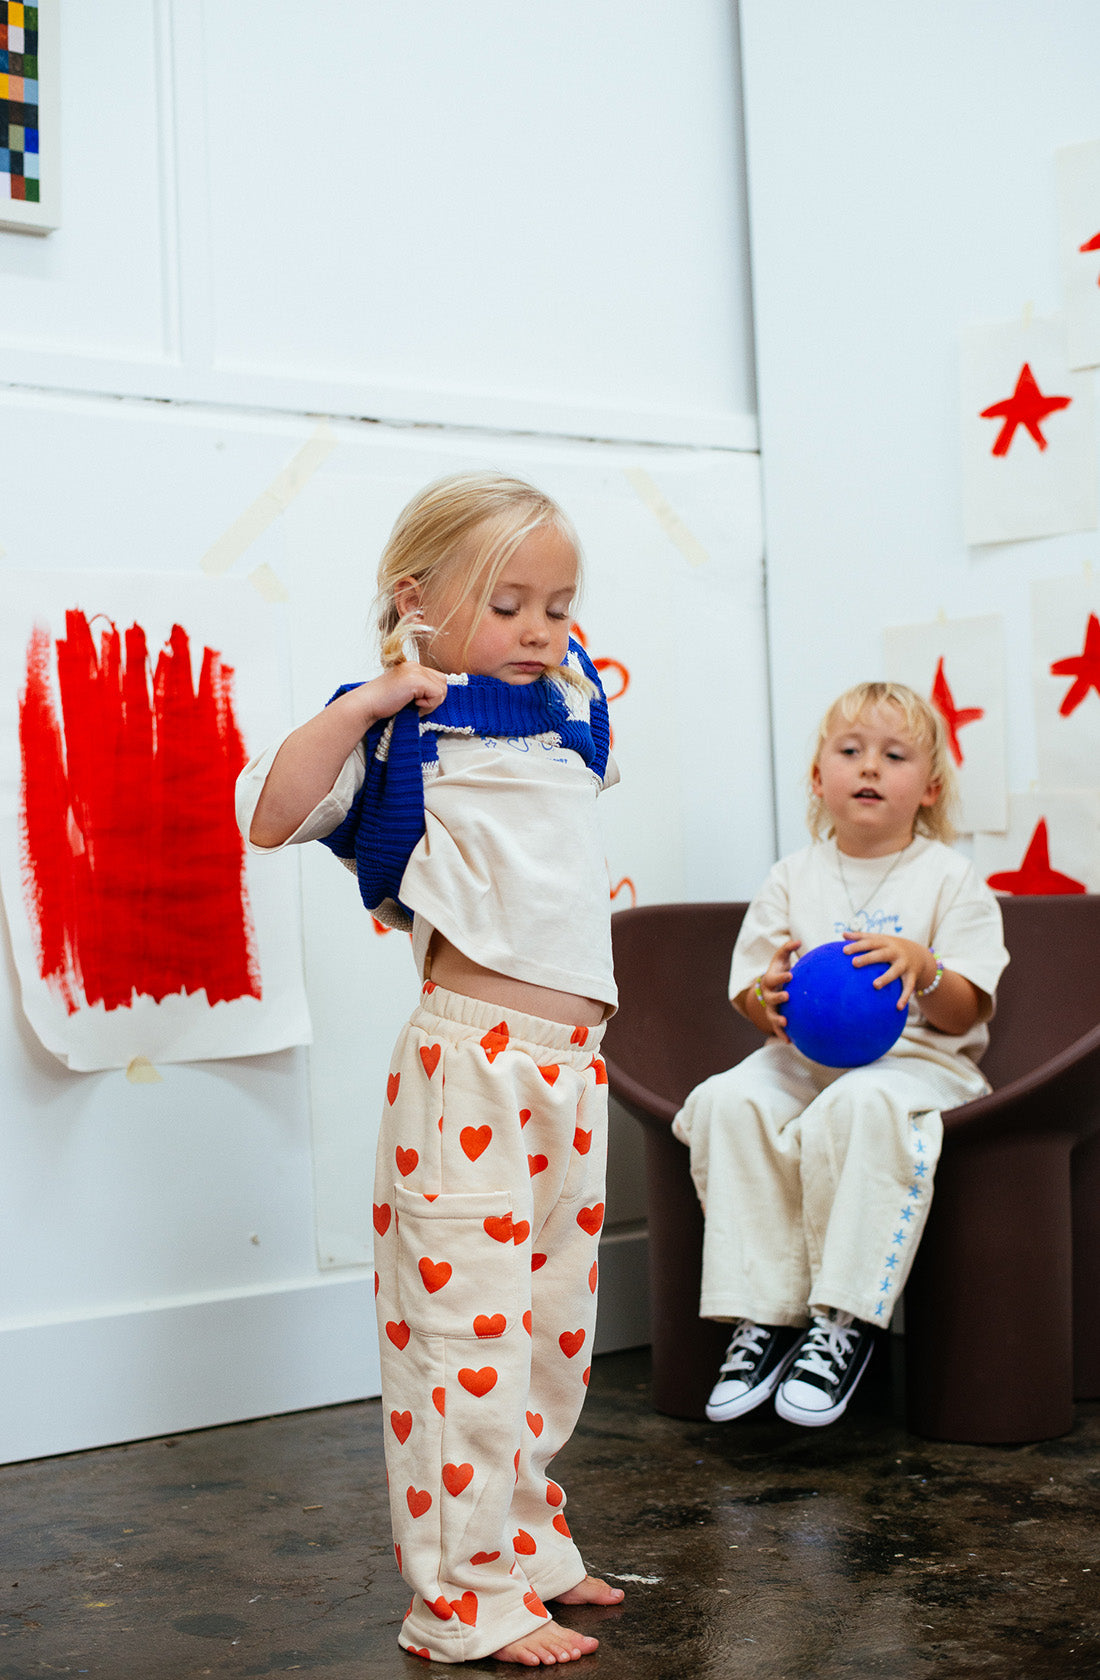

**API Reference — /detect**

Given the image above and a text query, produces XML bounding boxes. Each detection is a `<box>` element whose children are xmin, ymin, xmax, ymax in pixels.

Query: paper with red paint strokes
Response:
<box><xmin>1031</xmin><ymin>573</ymin><xmax>1100</xmax><ymax>793</ymax></box>
<box><xmin>882</xmin><ymin>614</ymin><xmax>1007</xmax><ymax>835</ymax></box>
<box><xmin>960</xmin><ymin>315</ymin><xmax>1096</xmax><ymax>546</ymax></box>
<box><xmin>1056</xmin><ymin>139</ymin><xmax>1100</xmax><ymax>371</ymax></box>
<box><xmin>973</xmin><ymin>792</ymin><xmax>1100</xmax><ymax>896</ymax></box>
<box><xmin>0</xmin><ymin>571</ymin><xmax>311</xmax><ymax>1070</ymax></box>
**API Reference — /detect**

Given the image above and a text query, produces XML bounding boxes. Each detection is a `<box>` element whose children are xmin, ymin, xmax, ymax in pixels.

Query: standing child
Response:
<box><xmin>673</xmin><ymin>682</ymin><xmax>1008</xmax><ymax>1428</ymax></box>
<box><xmin>236</xmin><ymin>472</ymin><xmax>625</xmax><ymax>1665</ymax></box>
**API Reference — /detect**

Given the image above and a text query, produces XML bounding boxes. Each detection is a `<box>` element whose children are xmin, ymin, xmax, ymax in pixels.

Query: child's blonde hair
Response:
<box><xmin>375</xmin><ymin>471</ymin><xmax>584</xmax><ymax>676</ymax></box>
<box><xmin>807</xmin><ymin>680</ymin><xmax>958</xmax><ymax>845</ymax></box>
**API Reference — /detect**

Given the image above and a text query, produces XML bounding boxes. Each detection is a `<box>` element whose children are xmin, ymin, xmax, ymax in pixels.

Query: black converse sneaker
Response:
<box><xmin>774</xmin><ymin>1309</ymin><xmax>874</xmax><ymax>1427</ymax></box>
<box><xmin>705</xmin><ymin>1320</ymin><xmax>801</xmax><ymax>1422</ymax></box>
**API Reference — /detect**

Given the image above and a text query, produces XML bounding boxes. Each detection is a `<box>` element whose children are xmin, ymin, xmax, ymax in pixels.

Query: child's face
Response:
<box><xmin>419</xmin><ymin>524</ymin><xmax>578</xmax><ymax>682</ymax></box>
<box><xmin>812</xmin><ymin>702</ymin><xmax>940</xmax><ymax>855</ymax></box>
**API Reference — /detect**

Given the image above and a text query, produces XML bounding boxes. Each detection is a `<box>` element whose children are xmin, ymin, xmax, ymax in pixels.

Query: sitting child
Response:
<box><xmin>673</xmin><ymin>681</ymin><xmax>1008</xmax><ymax>1426</ymax></box>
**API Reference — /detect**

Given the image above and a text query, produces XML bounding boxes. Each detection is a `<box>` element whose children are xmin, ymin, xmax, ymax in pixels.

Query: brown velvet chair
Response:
<box><xmin>603</xmin><ymin>896</ymin><xmax>1100</xmax><ymax>1444</ymax></box>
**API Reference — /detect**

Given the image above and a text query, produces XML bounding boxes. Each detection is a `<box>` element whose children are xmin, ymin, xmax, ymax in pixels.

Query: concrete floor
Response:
<box><xmin>1</xmin><ymin>1346</ymin><xmax>1098</xmax><ymax>1679</ymax></box>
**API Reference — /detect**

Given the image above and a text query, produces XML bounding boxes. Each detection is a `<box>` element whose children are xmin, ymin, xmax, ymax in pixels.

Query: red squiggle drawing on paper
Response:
<box><xmin>18</xmin><ymin>610</ymin><xmax>260</xmax><ymax>1015</ymax></box>
<box><xmin>610</xmin><ymin>877</ymin><xmax>637</xmax><ymax>908</ymax></box>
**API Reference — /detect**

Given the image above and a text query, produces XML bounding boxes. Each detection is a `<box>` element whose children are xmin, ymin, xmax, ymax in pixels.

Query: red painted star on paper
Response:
<box><xmin>1080</xmin><ymin>230</ymin><xmax>1100</xmax><ymax>286</ymax></box>
<box><xmin>930</xmin><ymin>657</ymin><xmax>984</xmax><ymax>767</ymax></box>
<box><xmin>979</xmin><ymin>363</ymin><xmax>1072</xmax><ymax>456</ymax></box>
<box><xmin>986</xmin><ymin>818</ymin><xmax>1086</xmax><ymax>896</ymax></box>
<box><xmin>1050</xmin><ymin>611</ymin><xmax>1100</xmax><ymax>717</ymax></box>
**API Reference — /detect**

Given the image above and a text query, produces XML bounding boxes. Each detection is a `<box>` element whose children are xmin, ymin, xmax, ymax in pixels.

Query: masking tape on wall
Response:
<box><xmin>624</xmin><ymin>468</ymin><xmax>709</xmax><ymax>569</ymax></box>
<box><xmin>201</xmin><ymin>420</ymin><xmax>338</xmax><ymax>577</ymax></box>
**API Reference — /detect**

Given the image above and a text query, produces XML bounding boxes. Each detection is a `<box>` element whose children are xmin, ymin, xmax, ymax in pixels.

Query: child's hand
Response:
<box><xmin>366</xmin><ymin>662</ymin><xmax>448</xmax><ymax>720</ymax></box>
<box><xmin>757</xmin><ymin>938</ymin><xmax>802</xmax><ymax>1040</ymax></box>
<box><xmin>842</xmin><ymin>932</ymin><xmax>937</xmax><ymax>1010</ymax></box>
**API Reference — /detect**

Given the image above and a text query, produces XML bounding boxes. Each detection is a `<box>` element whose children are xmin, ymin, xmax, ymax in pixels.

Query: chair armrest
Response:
<box><xmin>942</xmin><ymin>1023</ymin><xmax>1100</xmax><ymax>1146</ymax></box>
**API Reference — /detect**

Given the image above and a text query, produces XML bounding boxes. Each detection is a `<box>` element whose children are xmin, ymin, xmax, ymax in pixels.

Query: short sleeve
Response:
<box><xmin>234</xmin><ymin>731</ymin><xmax>366</xmax><ymax>854</ymax></box>
<box><xmin>727</xmin><ymin>864</ymin><xmax>794</xmax><ymax>1004</ymax></box>
<box><xmin>929</xmin><ymin>867</ymin><xmax>1009</xmax><ymax>1019</ymax></box>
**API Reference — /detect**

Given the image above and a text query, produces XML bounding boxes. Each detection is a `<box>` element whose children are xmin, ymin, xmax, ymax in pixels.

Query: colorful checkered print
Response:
<box><xmin>1</xmin><ymin>4</ymin><xmax>40</xmax><ymax>205</ymax></box>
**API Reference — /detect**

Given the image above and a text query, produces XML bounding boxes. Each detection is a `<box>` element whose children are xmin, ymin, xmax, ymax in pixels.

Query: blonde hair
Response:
<box><xmin>807</xmin><ymin>680</ymin><xmax>958</xmax><ymax>845</ymax></box>
<box><xmin>374</xmin><ymin>471</ymin><xmax>585</xmax><ymax>682</ymax></box>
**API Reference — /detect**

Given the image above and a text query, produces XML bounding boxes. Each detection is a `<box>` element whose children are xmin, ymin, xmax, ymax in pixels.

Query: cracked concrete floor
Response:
<box><xmin>1</xmin><ymin>1348</ymin><xmax>1098</xmax><ymax>1678</ymax></box>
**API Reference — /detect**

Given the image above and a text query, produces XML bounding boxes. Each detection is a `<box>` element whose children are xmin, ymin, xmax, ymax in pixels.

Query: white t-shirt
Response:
<box><xmin>728</xmin><ymin>836</ymin><xmax>1009</xmax><ymax>1070</ymax></box>
<box><xmin>236</xmin><ymin>727</ymin><xmax>620</xmax><ymax>1010</ymax></box>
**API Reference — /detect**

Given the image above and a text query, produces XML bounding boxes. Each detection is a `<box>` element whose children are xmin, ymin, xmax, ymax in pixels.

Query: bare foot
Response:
<box><xmin>491</xmin><ymin>1619</ymin><xmax>599</xmax><ymax>1665</ymax></box>
<box><xmin>554</xmin><ymin>1574</ymin><xmax>625</xmax><ymax>1607</ymax></box>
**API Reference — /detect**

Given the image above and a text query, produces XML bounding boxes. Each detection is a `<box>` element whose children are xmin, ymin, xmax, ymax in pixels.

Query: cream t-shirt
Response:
<box><xmin>728</xmin><ymin>836</ymin><xmax>1009</xmax><ymax>1070</ymax></box>
<box><xmin>236</xmin><ymin>727</ymin><xmax>619</xmax><ymax>1010</ymax></box>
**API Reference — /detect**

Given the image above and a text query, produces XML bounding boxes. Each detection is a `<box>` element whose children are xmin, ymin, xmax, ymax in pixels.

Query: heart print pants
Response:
<box><xmin>372</xmin><ymin>982</ymin><xmax>609</xmax><ymax>1662</ymax></box>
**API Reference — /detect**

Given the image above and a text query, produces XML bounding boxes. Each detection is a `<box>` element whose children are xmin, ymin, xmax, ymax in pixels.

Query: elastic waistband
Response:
<box><xmin>411</xmin><ymin>982</ymin><xmax>605</xmax><ymax>1061</ymax></box>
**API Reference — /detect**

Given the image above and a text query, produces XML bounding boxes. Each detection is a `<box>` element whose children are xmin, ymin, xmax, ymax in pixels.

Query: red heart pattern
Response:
<box><xmin>442</xmin><ymin>1461</ymin><xmax>474</xmax><ymax>1496</ymax></box>
<box><xmin>460</xmin><ymin>1125</ymin><xmax>492</xmax><ymax>1161</ymax></box>
<box><xmin>418</xmin><ymin>1256</ymin><xmax>452</xmax><ymax>1293</ymax></box>
<box><xmin>406</xmin><ymin>1486</ymin><xmax>432</xmax><ymax>1518</ymax></box>
<box><xmin>480</xmin><ymin>1023</ymin><xmax>510</xmax><ymax>1062</ymax></box>
<box><xmin>378</xmin><ymin>1012</ymin><xmax>609</xmax><ymax>1629</ymax></box>
<box><xmin>451</xmin><ymin>1592</ymin><xmax>478</xmax><ymax>1626</ymax></box>
<box><xmin>458</xmin><ymin>1366</ymin><xmax>498</xmax><ymax>1397</ymax></box>
<box><xmin>576</xmin><ymin>1201</ymin><xmax>605</xmax><ymax>1235</ymax></box>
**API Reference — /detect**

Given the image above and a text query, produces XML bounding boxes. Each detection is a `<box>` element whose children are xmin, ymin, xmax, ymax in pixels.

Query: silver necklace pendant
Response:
<box><xmin>836</xmin><ymin>841</ymin><xmax>909</xmax><ymax>924</ymax></box>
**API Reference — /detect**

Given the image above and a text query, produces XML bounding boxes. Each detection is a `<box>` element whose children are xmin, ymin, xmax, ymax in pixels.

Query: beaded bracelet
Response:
<box><xmin>753</xmin><ymin>977</ymin><xmax>767</xmax><ymax>1007</ymax></box>
<box><xmin>915</xmin><ymin>951</ymin><xmax>944</xmax><ymax>998</ymax></box>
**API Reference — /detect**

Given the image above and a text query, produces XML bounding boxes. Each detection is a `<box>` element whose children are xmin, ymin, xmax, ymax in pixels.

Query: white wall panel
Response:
<box><xmin>0</xmin><ymin>0</ymin><xmax>174</xmax><ymax>363</ymax></box>
<box><xmin>740</xmin><ymin>1</ymin><xmax>1100</xmax><ymax>852</ymax></box>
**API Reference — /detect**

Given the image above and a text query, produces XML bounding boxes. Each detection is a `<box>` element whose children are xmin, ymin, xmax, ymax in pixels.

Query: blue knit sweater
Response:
<box><xmin>318</xmin><ymin>638</ymin><xmax>610</xmax><ymax>926</ymax></box>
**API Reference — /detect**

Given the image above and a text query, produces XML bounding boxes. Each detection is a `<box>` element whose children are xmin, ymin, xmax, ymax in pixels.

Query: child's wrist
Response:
<box><xmin>915</xmin><ymin>950</ymin><xmax>944</xmax><ymax>998</ymax></box>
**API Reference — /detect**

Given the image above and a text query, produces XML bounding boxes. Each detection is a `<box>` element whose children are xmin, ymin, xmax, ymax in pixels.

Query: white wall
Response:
<box><xmin>740</xmin><ymin>0</ymin><xmax>1100</xmax><ymax>851</ymax></box>
<box><xmin>0</xmin><ymin>0</ymin><xmax>761</xmax><ymax>1461</ymax></box>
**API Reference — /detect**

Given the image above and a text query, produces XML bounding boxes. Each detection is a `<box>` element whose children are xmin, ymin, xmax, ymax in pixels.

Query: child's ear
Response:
<box><xmin>810</xmin><ymin>762</ymin><xmax>823</xmax><ymax>797</ymax></box>
<box><xmin>920</xmin><ymin>778</ymin><xmax>942</xmax><ymax>808</ymax></box>
<box><xmin>394</xmin><ymin>577</ymin><xmax>423</xmax><ymax>620</ymax></box>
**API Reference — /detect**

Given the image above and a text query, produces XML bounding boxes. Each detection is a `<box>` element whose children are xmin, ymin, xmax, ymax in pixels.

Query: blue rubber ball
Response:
<box><xmin>784</xmin><ymin>940</ymin><xmax>906</xmax><ymax>1068</ymax></box>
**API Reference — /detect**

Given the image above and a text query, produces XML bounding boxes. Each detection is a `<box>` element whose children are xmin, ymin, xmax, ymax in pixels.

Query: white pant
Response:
<box><xmin>374</xmin><ymin>984</ymin><xmax>609</xmax><ymax>1662</ymax></box>
<box><xmin>672</xmin><ymin>1040</ymin><xmax>987</xmax><ymax>1328</ymax></box>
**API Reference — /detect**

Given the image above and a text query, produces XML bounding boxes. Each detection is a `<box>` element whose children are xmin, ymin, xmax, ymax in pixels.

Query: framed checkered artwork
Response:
<box><xmin>0</xmin><ymin>0</ymin><xmax>57</xmax><ymax>234</ymax></box>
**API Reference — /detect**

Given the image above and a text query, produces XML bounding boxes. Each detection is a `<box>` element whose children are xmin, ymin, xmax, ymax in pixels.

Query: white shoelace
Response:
<box><xmin>790</xmin><ymin>1312</ymin><xmax>858</xmax><ymax>1384</ymax></box>
<box><xmin>718</xmin><ymin>1320</ymin><xmax>770</xmax><ymax>1378</ymax></box>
